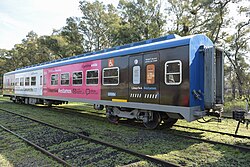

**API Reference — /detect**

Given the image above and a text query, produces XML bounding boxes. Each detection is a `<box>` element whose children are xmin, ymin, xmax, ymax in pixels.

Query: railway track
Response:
<box><xmin>1</xmin><ymin>100</ymin><xmax>249</xmax><ymax>140</ymax></box>
<box><xmin>1</xmin><ymin>101</ymin><xmax>250</xmax><ymax>154</ymax></box>
<box><xmin>53</xmin><ymin>105</ymin><xmax>250</xmax><ymax>140</ymax></box>
<box><xmin>116</xmin><ymin>121</ymin><xmax>250</xmax><ymax>152</ymax></box>
<box><xmin>0</xmin><ymin>108</ymin><xmax>178</xmax><ymax>167</ymax></box>
<box><xmin>56</xmin><ymin>107</ymin><xmax>250</xmax><ymax>151</ymax></box>
<box><xmin>172</xmin><ymin>125</ymin><xmax>250</xmax><ymax>140</ymax></box>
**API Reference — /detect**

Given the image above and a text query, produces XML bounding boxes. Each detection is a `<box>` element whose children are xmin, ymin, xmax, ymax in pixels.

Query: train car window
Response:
<box><xmin>15</xmin><ymin>78</ymin><xmax>19</xmax><ymax>86</ymax></box>
<box><xmin>25</xmin><ymin>77</ymin><xmax>30</xmax><ymax>86</ymax></box>
<box><xmin>146</xmin><ymin>64</ymin><xmax>155</xmax><ymax>84</ymax></box>
<box><xmin>6</xmin><ymin>79</ymin><xmax>10</xmax><ymax>86</ymax></box>
<box><xmin>73</xmin><ymin>71</ymin><xmax>83</xmax><ymax>85</ymax></box>
<box><xmin>31</xmin><ymin>76</ymin><xmax>36</xmax><ymax>86</ymax></box>
<box><xmin>40</xmin><ymin>76</ymin><xmax>42</xmax><ymax>85</ymax></box>
<box><xmin>133</xmin><ymin>66</ymin><xmax>140</xmax><ymax>84</ymax></box>
<box><xmin>51</xmin><ymin>74</ymin><xmax>58</xmax><ymax>85</ymax></box>
<box><xmin>43</xmin><ymin>75</ymin><xmax>46</xmax><ymax>85</ymax></box>
<box><xmin>61</xmin><ymin>73</ymin><xmax>70</xmax><ymax>85</ymax></box>
<box><xmin>86</xmin><ymin>70</ymin><xmax>99</xmax><ymax>86</ymax></box>
<box><xmin>11</xmin><ymin>79</ymin><xmax>14</xmax><ymax>86</ymax></box>
<box><xmin>20</xmin><ymin>78</ymin><xmax>24</xmax><ymax>86</ymax></box>
<box><xmin>103</xmin><ymin>67</ymin><xmax>119</xmax><ymax>85</ymax></box>
<box><xmin>165</xmin><ymin>60</ymin><xmax>182</xmax><ymax>85</ymax></box>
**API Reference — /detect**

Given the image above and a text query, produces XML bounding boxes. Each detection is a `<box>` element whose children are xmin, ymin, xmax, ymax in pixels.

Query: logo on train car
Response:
<box><xmin>108</xmin><ymin>58</ymin><xmax>114</xmax><ymax>67</ymax></box>
<box><xmin>108</xmin><ymin>92</ymin><xmax>116</xmax><ymax>97</ymax></box>
<box><xmin>49</xmin><ymin>69</ymin><xmax>61</xmax><ymax>73</ymax></box>
<box><xmin>58</xmin><ymin>89</ymin><xmax>72</xmax><ymax>94</ymax></box>
<box><xmin>134</xmin><ymin>59</ymin><xmax>139</xmax><ymax>65</ymax></box>
<box><xmin>31</xmin><ymin>72</ymin><xmax>38</xmax><ymax>75</ymax></box>
<box><xmin>91</xmin><ymin>63</ymin><xmax>98</xmax><ymax>67</ymax></box>
<box><xmin>145</xmin><ymin>57</ymin><xmax>158</xmax><ymax>63</ymax></box>
<box><xmin>86</xmin><ymin>89</ymin><xmax>98</xmax><ymax>95</ymax></box>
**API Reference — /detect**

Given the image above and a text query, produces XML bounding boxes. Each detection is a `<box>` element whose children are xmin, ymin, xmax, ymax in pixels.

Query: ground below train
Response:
<box><xmin>0</xmin><ymin>96</ymin><xmax>249</xmax><ymax>167</ymax></box>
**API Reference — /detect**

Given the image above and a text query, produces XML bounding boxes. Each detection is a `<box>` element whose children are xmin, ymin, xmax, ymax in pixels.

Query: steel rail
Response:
<box><xmin>37</xmin><ymin>106</ymin><xmax>250</xmax><ymax>142</ymax></box>
<box><xmin>0</xmin><ymin>124</ymin><xmax>72</xmax><ymax>167</ymax></box>
<box><xmin>57</xmin><ymin>107</ymin><xmax>250</xmax><ymax>142</ymax></box>
<box><xmin>0</xmin><ymin>108</ymin><xmax>179</xmax><ymax>167</ymax></box>
<box><xmin>120</xmin><ymin>121</ymin><xmax>250</xmax><ymax>152</ymax></box>
<box><xmin>116</xmin><ymin>120</ymin><xmax>250</xmax><ymax>152</ymax></box>
<box><xmin>173</xmin><ymin>125</ymin><xmax>250</xmax><ymax>139</ymax></box>
<box><xmin>3</xmin><ymin>104</ymin><xmax>248</xmax><ymax>157</ymax></box>
<box><xmin>170</xmin><ymin>131</ymin><xmax>250</xmax><ymax>152</ymax></box>
<box><xmin>221</xmin><ymin>116</ymin><xmax>233</xmax><ymax>119</ymax></box>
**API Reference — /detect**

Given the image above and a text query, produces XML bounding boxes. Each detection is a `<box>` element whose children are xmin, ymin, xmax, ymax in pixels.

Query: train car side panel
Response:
<box><xmin>3</xmin><ymin>74</ymin><xmax>15</xmax><ymax>96</ymax></box>
<box><xmin>14</xmin><ymin>69</ymin><xmax>43</xmax><ymax>96</ymax></box>
<box><xmin>159</xmin><ymin>45</ymin><xmax>190</xmax><ymax>106</ymax></box>
<box><xmin>43</xmin><ymin>60</ymin><xmax>101</xmax><ymax>100</ymax></box>
<box><xmin>128</xmin><ymin>51</ymin><xmax>160</xmax><ymax>104</ymax></box>
<box><xmin>101</xmin><ymin>56</ymin><xmax>129</xmax><ymax>101</ymax></box>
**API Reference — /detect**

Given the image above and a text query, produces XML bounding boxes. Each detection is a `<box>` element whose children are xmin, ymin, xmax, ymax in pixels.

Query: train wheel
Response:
<box><xmin>161</xmin><ymin>117</ymin><xmax>178</xmax><ymax>129</ymax></box>
<box><xmin>106</xmin><ymin>107</ymin><xmax>119</xmax><ymax>124</ymax></box>
<box><xmin>143</xmin><ymin>112</ymin><xmax>162</xmax><ymax>129</ymax></box>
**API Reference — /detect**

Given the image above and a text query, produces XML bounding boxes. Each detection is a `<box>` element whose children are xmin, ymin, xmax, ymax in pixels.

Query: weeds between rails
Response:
<box><xmin>0</xmin><ymin>108</ymin><xmax>179</xmax><ymax>167</ymax></box>
<box><xmin>53</xmin><ymin>105</ymin><xmax>250</xmax><ymax>140</ymax></box>
<box><xmin>51</xmin><ymin>106</ymin><xmax>250</xmax><ymax>152</ymax></box>
<box><xmin>1</xmin><ymin>99</ymin><xmax>249</xmax><ymax>141</ymax></box>
<box><xmin>1</xmin><ymin>101</ymin><xmax>250</xmax><ymax>153</ymax></box>
<box><xmin>0</xmin><ymin>124</ymin><xmax>71</xmax><ymax>166</ymax></box>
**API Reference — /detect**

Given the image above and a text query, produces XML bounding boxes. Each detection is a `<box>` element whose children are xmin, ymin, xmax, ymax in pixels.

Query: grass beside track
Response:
<box><xmin>0</xmin><ymin>96</ymin><xmax>250</xmax><ymax>167</ymax></box>
<box><xmin>0</xmin><ymin>128</ymin><xmax>61</xmax><ymax>167</ymax></box>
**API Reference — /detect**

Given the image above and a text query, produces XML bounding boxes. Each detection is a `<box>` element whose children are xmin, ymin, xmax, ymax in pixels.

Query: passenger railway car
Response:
<box><xmin>3</xmin><ymin>34</ymin><xmax>224</xmax><ymax>129</ymax></box>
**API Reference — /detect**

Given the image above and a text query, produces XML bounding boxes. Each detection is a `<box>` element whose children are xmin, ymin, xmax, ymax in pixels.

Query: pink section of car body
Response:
<box><xmin>43</xmin><ymin>60</ymin><xmax>101</xmax><ymax>100</ymax></box>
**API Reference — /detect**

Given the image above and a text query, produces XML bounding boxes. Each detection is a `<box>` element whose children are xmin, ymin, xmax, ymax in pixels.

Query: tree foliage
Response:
<box><xmin>117</xmin><ymin>0</ymin><xmax>165</xmax><ymax>44</ymax></box>
<box><xmin>224</xmin><ymin>19</ymin><xmax>250</xmax><ymax>97</ymax></box>
<box><xmin>166</xmin><ymin>0</ymin><xmax>233</xmax><ymax>44</ymax></box>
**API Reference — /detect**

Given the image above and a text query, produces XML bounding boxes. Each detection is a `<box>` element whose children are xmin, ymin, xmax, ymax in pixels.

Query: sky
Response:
<box><xmin>0</xmin><ymin>0</ymin><xmax>119</xmax><ymax>50</ymax></box>
<box><xmin>0</xmin><ymin>0</ymin><xmax>249</xmax><ymax>52</ymax></box>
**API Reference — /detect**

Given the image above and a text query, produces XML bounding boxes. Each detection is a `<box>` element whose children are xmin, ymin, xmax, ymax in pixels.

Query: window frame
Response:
<box><xmin>40</xmin><ymin>76</ymin><xmax>43</xmax><ymax>86</ymax></box>
<box><xmin>43</xmin><ymin>75</ymin><xmax>46</xmax><ymax>85</ymax></box>
<box><xmin>102</xmin><ymin>67</ymin><xmax>119</xmax><ymax>86</ymax></box>
<box><xmin>11</xmin><ymin>79</ymin><xmax>14</xmax><ymax>86</ymax></box>
<box><xmin>86</xmin><ymin>69</ymin><xmax>99</xmax><ymax>86</ymax></box>
<box><xmin>146</xmin><ymin>64</ymin><xmax>155</xmax><ymax>85</ymax></box>
<box><xmin>51</xmin><ymin>73</ymin><xmax>59</xmax><ymax>86</ymax></box>
<box><xmin>72</xmin><ymin>71</ymin><xmax>83</xmax><ymax>86</ymax></box>
<box><xmin>20</xmin><ymin>77</ymin><xmax>24</xmax><ymax>86</ymax></box>
<box><xmin>15</xmin><ymin>78</ymin><xmax>19</xmax><ymax>86</ymax></box>
<box><xmin>165</xmin><ymin>60</ymin><xmax>182</xmax><ymax>85</ymax></box>
<box><xmin>132</xmin><ymin>65</ymin><xmax>141</xmax><ymax>85</ymax></box>
<box><xmin>25</xmin><ymin>77</ymin><xmax>30</xmax><ymax>86</ymax></box>
<box><xmin>60</xmin><ymin>72</ymin><xmax>70</xmax><ymax>86</ymax></box>
<box><xmin>31</xmin><ymin>76</ymin><xmax>36</xmax><ymax>86</ymax></box>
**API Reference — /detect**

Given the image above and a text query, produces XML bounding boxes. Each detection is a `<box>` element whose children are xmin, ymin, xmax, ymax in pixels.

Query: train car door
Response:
<box><xmin>129</xmin><ymin>52</ymin><xmax>160</xmax><ymax>104</ymax></box>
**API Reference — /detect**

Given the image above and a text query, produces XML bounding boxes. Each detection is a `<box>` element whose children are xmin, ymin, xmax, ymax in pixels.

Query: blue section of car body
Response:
<box><xmin>8</xmin><ymin>34</ymin><xmax>208</xmax><ymax>75</ymax></box>
<box><xmin>189</xmin><ymin>35</ymin><xmax>213</xmax><ymax>110</ymax></box>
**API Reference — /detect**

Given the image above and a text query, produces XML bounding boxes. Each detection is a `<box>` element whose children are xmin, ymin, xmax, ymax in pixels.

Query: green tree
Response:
<box><xmin>224</xmin><ymin>19</ymin><xmax>250</xmax><ymax>97</ymax></box>
<box><xmin>60</xmin><ymin>17</ymin><xmax>84</xmax><ymax>55</ymax></box>
<box><xmin>166</xmin><ymin>0</ymin><xmax>233</xmax><ymax>44</ymax></box>
<box><xmin>78</xmin><ymin>0</ymin><xmax>121</xmax><ymax>51</ymax></box>
<box><xmin>117</xmin><ymin>0</ymin><xmax>165</xmax><ymax>44</ymax></box>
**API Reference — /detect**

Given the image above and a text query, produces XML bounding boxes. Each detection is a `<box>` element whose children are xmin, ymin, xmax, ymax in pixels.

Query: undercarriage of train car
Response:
<box><xmin>9</xmin><ymin>96</ymin><xmax>68</xmax><ymax>106</ymax></box>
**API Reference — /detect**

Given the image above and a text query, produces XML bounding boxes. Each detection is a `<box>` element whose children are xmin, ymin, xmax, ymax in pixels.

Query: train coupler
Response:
<box><xmin>232</xmin><ymin>98</ymin><xmax>250</xmax><ymax>134</ymax></box>
<box><xmin>233</xmin><ymin>109</ymin><xmax>250</xmax><ymax>134</ymax></box>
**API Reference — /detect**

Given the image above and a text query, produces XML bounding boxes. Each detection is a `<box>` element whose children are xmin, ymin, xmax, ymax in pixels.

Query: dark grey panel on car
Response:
<box><xmin>159</xmin><ymin>45</ymin><xmax>190</xmax><ymax>106</ymax></box>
